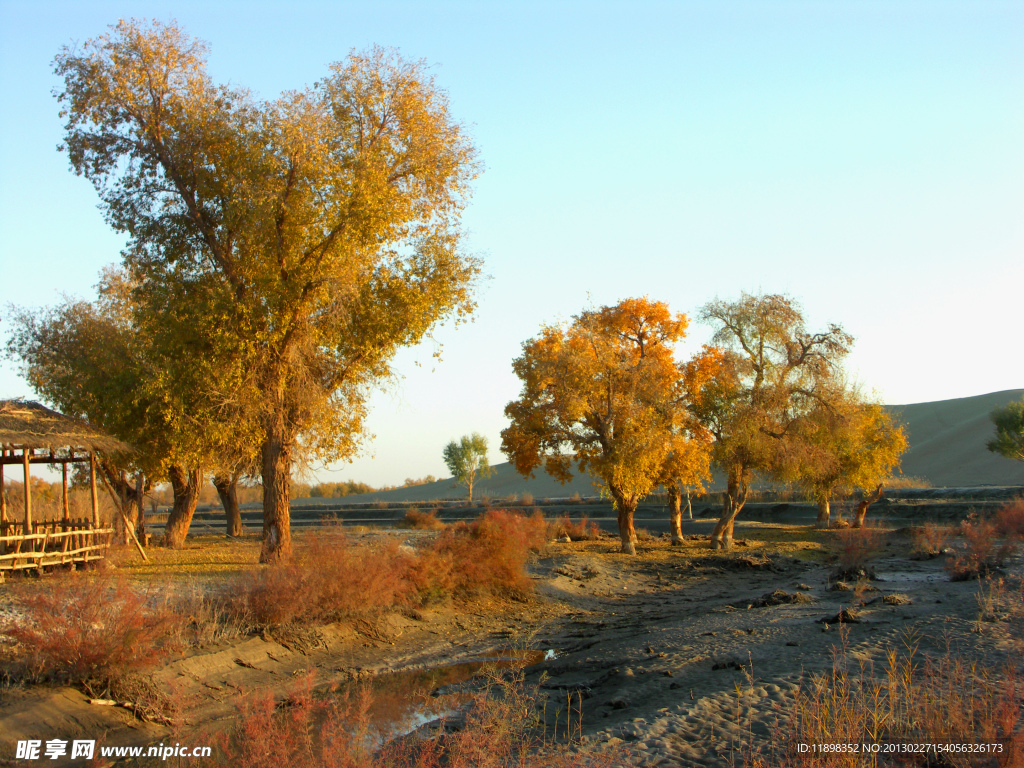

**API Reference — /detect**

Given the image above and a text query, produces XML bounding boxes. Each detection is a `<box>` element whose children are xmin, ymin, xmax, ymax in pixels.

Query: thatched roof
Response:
<box><xmin>0</xmin><ymin>400</ymin><xmax>130</xmax><ymax>454</ymax></box>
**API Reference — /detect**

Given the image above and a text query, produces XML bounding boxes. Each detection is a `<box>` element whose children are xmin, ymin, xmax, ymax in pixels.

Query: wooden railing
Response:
<box><xmin>0</xmin><ymin>519</ymin><xmax>113</xmax><ymax>572</ymax></box>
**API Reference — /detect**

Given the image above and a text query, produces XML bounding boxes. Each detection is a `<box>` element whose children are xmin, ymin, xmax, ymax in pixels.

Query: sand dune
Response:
<box><xmin>888</xmin><ymin>388</ymin><xmax>1023</xmax><ymax>487</ymax></box>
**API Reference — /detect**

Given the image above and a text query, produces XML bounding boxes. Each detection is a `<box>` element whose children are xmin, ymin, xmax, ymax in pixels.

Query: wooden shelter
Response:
<box><xmin>0</xmin><ymin>400</ymin><xmax>128</xmax><ymax>573</ymax></box>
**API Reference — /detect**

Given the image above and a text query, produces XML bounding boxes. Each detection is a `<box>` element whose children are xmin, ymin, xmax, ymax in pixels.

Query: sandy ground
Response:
<box><xmin>0</xmin><ymin>520</ymin><xmax>1019</xmax><ymax>766</ymax></box>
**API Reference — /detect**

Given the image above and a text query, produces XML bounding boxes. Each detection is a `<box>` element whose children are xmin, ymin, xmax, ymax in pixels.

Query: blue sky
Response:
<box><xmin>1</xmin><ymin>1</ymin><xmax>1021</xmax><ymax>486</ymax></box>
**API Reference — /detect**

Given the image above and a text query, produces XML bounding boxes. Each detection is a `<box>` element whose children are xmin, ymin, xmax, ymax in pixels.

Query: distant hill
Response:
<box><xmin>296</xmin><ymin>389</ymin><xmax>1023</xmax><ymax>506</ymax></box>
<box><xmin>886</xmin><ymin>389</ymin><xmax>1023</xmax><ymax>487</ymax></box>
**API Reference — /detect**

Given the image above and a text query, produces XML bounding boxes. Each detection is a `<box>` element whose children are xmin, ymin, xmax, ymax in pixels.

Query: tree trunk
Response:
<box><xmin>711</xmin><ymin>470</ymin><xmax>748</xmax><ymax>551</ymax></box>
<box><xmin>164</xmin><ymin>465</ymin><xmax>203</xmax><ymax>548</ymax></box>
<box><xmin>667</xmin><ymin>485</ymin><xmax>684</xmax><ymax>545</ymax></box>
<box><xmin>214</xmin><ymin>473</ymin><xmax>242</xmax><ymax>537</ymax></box>
<box><xmin>853</xmin><ymin>484</ymin><xmax>884</xmax><ymax>528</ymax></box>
<box><xmin>610</xmin><ymin>486</ymin><xmax>638</xmax><ymax>555</ymax></box>
<box><xmin>260</xmin><ymin>410</ymin><xmax>293</xmax><ymax>563</ymax></box>
<box><xmin>98</xmin><ymin>462</ymin><xmax>146</xmax><ymax>541</ymax></box>
<box><xmin>685</xmin><ymin>488</ymin><xmax>693</xmax><ymax>520</ymax></box>
<box><xmin>816</xmin><ymin>497</ymin><xmax>831</xmax><ymax>528</ymax></box>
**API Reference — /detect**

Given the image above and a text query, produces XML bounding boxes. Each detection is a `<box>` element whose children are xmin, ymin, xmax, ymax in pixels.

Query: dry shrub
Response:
<box><xmin>946</xmin><ymin>515</ymin><xmax>1017</xmax><ymax>581</ymax></box>
<box><xmin>976</xmin><ymin>576</ymin><xmax>1024</xmax><ymax>631</ymax></box>
<box><xmin>401</xmin><ymin>507</ymin><xmax>446</xmax><ymax>530</ymax></box>
<box><xmin>0</xmin><ymin>570</ymin><xmax>181</xmax><ymax>684</ymax></box>
<box><xmin>218</xmin><ymin>667</ymin><xmax>619</xmax><ymax>768</ymax></box>
<box><xmin>744</xmin><ymin>632</ymin><xmax>1022</xmax><ymax>767</ymax></box>
<box><xmin>428</xmin><ymin>510</ymin><xmax>548</xmax><ymax>599</ymax></box>
<box><xmin>240</xmin><ymin>533</ymin><xmax>415</xmax><ymax>626</ymax></box>
<box><xmin>830</xmin><ymin>526</ymin><xmax>885</xmax><ymax>581</ymax></box>
<box><xmin>994</xmin><ymin>497</ymin><xmax>1024</xmax><ymax>538</ymax></box>
<box><xmin>520</xmin><ymin>493</ymin><xmax>535</xmax><ymax>507</ymax></box>
<box><xmin>910</xmin><ymin>522</ymin><xmax>951</xmax><ymax>558</ymax></box>
<box><xmin>551</xmin><ymin>515</ymin><xmax>601</xmax><ymax>542</ymax></box>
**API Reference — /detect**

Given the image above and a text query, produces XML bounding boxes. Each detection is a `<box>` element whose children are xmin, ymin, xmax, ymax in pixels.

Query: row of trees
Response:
<box><xmin>501</xmin><ymin>294</ymin><xmax>908</xmax><ymax>553</ymax></box>
<box><xmin>7</xmin><ymin>20</ymin><xmax>481</xmax><ymax>561</ymax></box>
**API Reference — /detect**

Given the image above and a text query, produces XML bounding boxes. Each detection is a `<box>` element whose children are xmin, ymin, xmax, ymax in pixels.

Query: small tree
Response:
<box><xmin>502</xmin><ymin>297</ymin><xmax>699</xmax><ymax>554</ymax></box>
<box><xmin>443</xmin><ymin>433</ymin><xmax>493</xmax><ymax>501</ymax></box>
<box><xmin>789</xmin><ymin>393</ymin><xmax>907</xmax><ymax>528</ymax></box>
<box><xmin>987</xmin><ymin>397</ymin><xmax>1024</xmax><ymax>464</ymax></box>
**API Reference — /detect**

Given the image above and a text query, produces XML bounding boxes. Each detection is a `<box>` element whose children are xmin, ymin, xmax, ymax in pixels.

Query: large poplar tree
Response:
<box><xmin>696</xmin><ymin>293</ymin><xmax>854</xmax><ymax>550</ymax></box>
<box><xmin>54</xmin><ymin>21</ymin><xmax>481</xmax><ymax>561</ymax></box>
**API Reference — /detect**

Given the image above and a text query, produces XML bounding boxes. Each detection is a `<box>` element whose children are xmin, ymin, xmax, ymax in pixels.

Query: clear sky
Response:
<box><xmin>1</xmin><ymin>1</ymin><xmax>1021</xmax><ymax>487</ymax></box>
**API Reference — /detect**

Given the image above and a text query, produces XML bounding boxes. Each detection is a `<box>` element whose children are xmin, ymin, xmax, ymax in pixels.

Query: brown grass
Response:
<box><xmin>744</xmin><ymin>630</ymin><xmax>1022</xmax><ymax>767</ymax></box>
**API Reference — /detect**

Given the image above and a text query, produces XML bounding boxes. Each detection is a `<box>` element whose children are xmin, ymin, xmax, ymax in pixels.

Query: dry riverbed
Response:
<box><xmin>0</xmin><ymin>522</ymin><xmax>1019</xmax><ymax>767</ymax></box>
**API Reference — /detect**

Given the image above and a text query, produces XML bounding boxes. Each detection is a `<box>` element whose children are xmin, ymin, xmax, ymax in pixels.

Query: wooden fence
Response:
<box><xmin>0</xmin><ymin>518</ymin><xmax>113</xmax><ymax>572</ymax></box>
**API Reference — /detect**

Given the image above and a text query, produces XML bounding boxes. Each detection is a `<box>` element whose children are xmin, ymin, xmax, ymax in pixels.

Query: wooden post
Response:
<box><xmin>0</xmin><ymin>458</ymin><xmax>6</xmax><ymax>523</ymax></box>
<box><xmin>23</xmin><ymin>448</ymin><xmax>32</xmax><ymax>533</ymax></box>
<box><xmin>62</xmin><ymin>462</ymin><xmax>70</xmax><ymax>523</ymax></box>
<box><xmin>89</xmin><ymin>452</ymin><xmax>99</xmax><ymax>528</ymax></box>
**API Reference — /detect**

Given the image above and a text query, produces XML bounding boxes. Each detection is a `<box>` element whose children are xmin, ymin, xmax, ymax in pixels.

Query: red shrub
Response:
<box><xmin>1</xmin><ymin>571</ymin><xmax>180</xmax><ymax>682</ymax></box>
<box><xmin>401</xmin><ymin>508</ymin><xmax>446</xmax><ymax>530</ymax></box>
<box><xmin>551</xmin><ymin>515</ymin><xmax>602</xmax><ymax>541</ymax></box>
<box><xmin>239</xmin><ymin>533</ymin><xmax>416</xmax><ymax>626</ymax></box>
<box><xmin>994</xmin><ymin>497</ymin><xmax>1024</xmax><ymax>538</ymax></box>
<box><xmin>430</xmin><ymin>510</ymin><xmax>548</xmax><ymax>598</ymax></box>
<box><xmin>830</xmin><ymin>526</ymin><xmax>885</xmax><ymax>580</ymax></box>
<box><xmin>218</xmin><ymin>669</ymin><xmax>618</xmax><ymax>768</ymax></box>
<box><xmin>946</xmin><ymin>516</ymin><xmax>1017</xmax><ymax>581</ymax></box>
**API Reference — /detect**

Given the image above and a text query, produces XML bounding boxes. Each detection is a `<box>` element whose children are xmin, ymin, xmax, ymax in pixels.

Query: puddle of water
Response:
<box><xmin>331</xmin><ymin>648</ymin><xmax>556</xmax><ymax>743</ymax></box>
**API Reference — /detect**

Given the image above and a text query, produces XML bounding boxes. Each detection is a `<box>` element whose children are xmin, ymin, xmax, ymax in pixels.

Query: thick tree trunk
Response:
<box><xmin>853</xmin><ymin>484</ymin><xmax>884</xmax><ymax>528</ymax></box>
<box><xmin>260</xmin><ymin>412</ymin><xmax>293</xmax><ymax>563</ymax></box>
<box><xmin>163</xmin><ymin>465</ymin><xmax>202</xmax><ymax>548</ymax></box>
<box><xmin>98</xmin><ymin>463</ymin><xmax>146</xmax><ymax>542</ymax></box>
<box><xmin>610</xmin><ymin>486</ymin><xmax>638</xmax><ymax>555</ymax></box>
<box><xmin>711</xmin><ymin>470</ymin><xmax>748</xmax><ymax>551</ymax></box>
<box><xmin>214</xmin><ymin>473</ymin><xmax>242</xmax><ymax>537</ymax></box>
<box><xmin>816</xmin><ymin>497</ymin><xmax>831</xmax><ymax>528</ymax></box>
<box><xmin>667</xmin><ymin>485</ymin><xmax>684</xmax><ymax>545</ymax></box>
